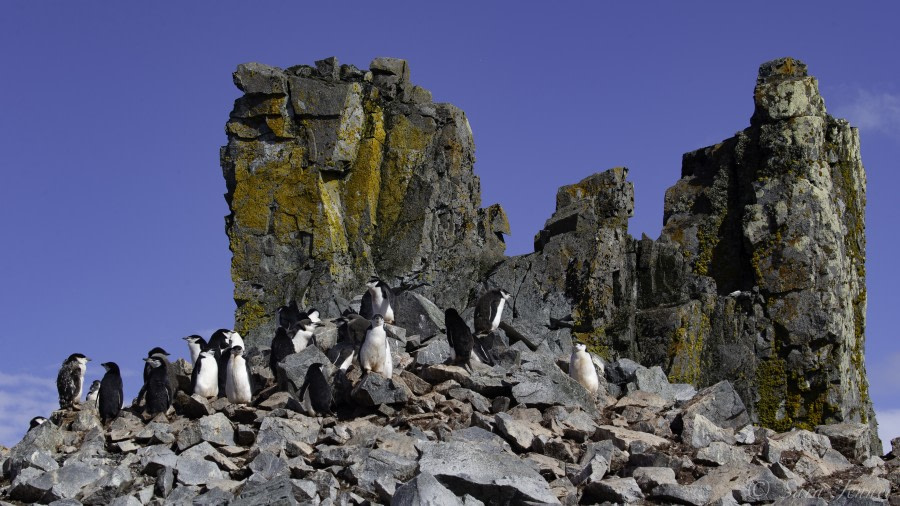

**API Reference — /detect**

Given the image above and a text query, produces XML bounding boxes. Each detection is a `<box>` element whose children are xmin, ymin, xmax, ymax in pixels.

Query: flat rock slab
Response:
<box><xmin>392</xmin><ymin>472</ymin><xmax>463</xmax><ymax>506</ymax></box>
<box><xmin>418</xmin><ymin>441</ymin><xmax>559</xmax><ymax>504</ymax></box>
<box><xmin>176</xmin><ymin>412</ymin><xmax>235</xmax><ymax>450</ymax></box>
<box><xmin>175</xmin><ymin>455</ymin><xmax>227</xmax><ymax>486</ymax></box>
<box><xmin>351</xmin><ymin>373</ymin><xmax>410</xmax><ymax>406</ymax></box>
<box><xmin>254</xmin><ymin>416</ymin><xmax>322</xmax><ymax>453</ymax></box>
<box><xmin>680</xmin><ymin>380</ymin><xmax>750</xmax><ymax>430</ymax></box>
<box><xmin>510</xmin><ymin>354</ymin><xmax>599</xmax><ymax>417</ymax></box>
<box><xmin>594</xmin><ymin>425</ymin><xmax>670</xmax><ymax>451</ymax></box>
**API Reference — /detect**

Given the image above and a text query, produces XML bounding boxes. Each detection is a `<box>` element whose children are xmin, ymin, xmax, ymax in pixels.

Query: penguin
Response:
<box><xmin>225</xmin><ymin>330</ymin><xmax>244</xmax><ymax>350</ymax></box>
<box><xmin>85</xmin><ymin>380</ymin><xmax>101</xmax><ymax>408</ymax></box>
<box><xmin>359</xmin><ymin>314</ymin><xmax>391</xmax><ymax>378</ymax></box>
<box><xmin>569</xmin><ymin>344</ymin><xmax>599</xmax><ymax>394</ymax></box>
<box><xmin>225</xmin><ymin>346</ymin><xmax>252</xmax><ymax>405</ymax></box>
<box><xmin>363</xmin><ymin>278</ymin><xmax>395</xmax><ymax>324</ymax></box>
<box><xmin>278</xmin><ymin>300</ymin><xmax>303</xmax><ymax>330</ymax></box>
<box><xmin>445</xmin><ymin>308</ymin><xmax>476</xmax><ymax>366</ymax></box>
<box><xmin>191</xmin><ymin>349</ymin><xmax>219</xmax><ymax>397</ymax></box>
<box><xmin>182</xmin><ymin>335</ymin><xmax>207</xmax><ymax>364</ymax></box>
<box><xmin>304</xmin><ymin>308</ymin><xmax>321</xmax><ymax>324</ymax></box>
<box><xmin>56</xmin><ymin>353</ymin><xmax>90</xmax><ymax>409</ymax></box>
<box><xmin>269</xmin><ymin>326</ymin><xmax>295</xmax><ymax>382</ymax></box>
<box><xmin>28</xmin><ymin>416</ymin><xmax>48</xmax><ymax>431</ymax></box>
<box><xmin>143</xmin><ymin>356</ymin><xmax>173</xmax><ymax>416</ymax></box>
<box><xmin>290</xmin><ymin>319</ymin><xmax>319</xmax><ymax>353</ymax></box>
<box><xmin>335</xmin><ymin>348</ymin><xmax>355</xmax><ymax>372</ymax></box>
<box><xmin>334</xmin><ymin>313</ymin><xmax>370</xmax><ymax>344</ymax></box>
<box><xmin>208</xmin><ymin>329</ymin><xmax>232</xmax><ymax>397</ymax></box>
<box><xmin>474</xmin><ymin>288</ymin><xmax>512</xmax><ymax>336</ymax></box>
<box><xmin>298</xmin><ymin>362</ymin><xmax>332</xmax><ymax>416</ymax></box>
<box><xmin>98</xmin><ymin>362</ymin><xmax>123</xmax><ymax>424</ymax></box>
<box><xmin>136</xmin><ymin>347</ymin><xmax>177</xmax><ymax>406</ymax></box>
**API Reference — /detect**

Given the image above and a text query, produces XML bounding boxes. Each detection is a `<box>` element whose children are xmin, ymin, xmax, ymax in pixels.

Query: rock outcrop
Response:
<box><xmin>222</xmin><ymin>57</ymin><xmax>508</xmax><ymax>343</ymax></box>
<box><xmin>222</xmin><ymin>57</ymin><xmax>877</xmax><ymax>450</ymax></box>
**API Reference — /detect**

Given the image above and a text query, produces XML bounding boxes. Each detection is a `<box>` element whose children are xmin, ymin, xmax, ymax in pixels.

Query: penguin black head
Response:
<box><xmin>101</xmin><ymin>362</ymin><xmax>120</xmax><ymax>374</ymax></box>
<box><xmin>208</xmin><ymin>329</ymin><xmax>232</xmax><ymax>349</ymax></box>
<box><xmin>64</xmin><ymin>353</ymin><xmax>90</xmax><ymax>365</ymax></box>
<box><xmin>183</xmin><ymin>335</ymin><xmax>207</xmax><ymax>349</ymax></box>
<box><xmin>371</xmin><ymin>314</ymin><xmax>385</xmax><ymax>326</ymax></box>
<box><xmin>498</xmin><ymin>289</ymin><xmax>512</xmax><ymax>301</ymax></box>
<box><xmin>29</xmin><ymin>416</ymin><xmax>48</xmax><ymax>430</ymax></box>
<box><xmin>143</xmin><ymin>356</ymin><xmax>163</xmax><ymax>368</ymax></box>
<box><xmin>147</xmin><ymin>347</ymin><xmax>170</xmax><ymax>357</ymax></box>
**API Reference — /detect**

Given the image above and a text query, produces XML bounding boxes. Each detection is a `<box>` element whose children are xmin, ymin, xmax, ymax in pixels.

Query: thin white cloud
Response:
<box><xmin>877</xmin><ymin>408</ymin><xmax>900</xmax><ymax>455</ymax></box>
<box><xmin>0</xmin><ymin>372</ymin><xmax>59</xmax><ymax>448</ymax></box>
<box><xmin>832</xmin><ymin>89</ymin><xmax>900</xmax><ymax>138</ymax></box>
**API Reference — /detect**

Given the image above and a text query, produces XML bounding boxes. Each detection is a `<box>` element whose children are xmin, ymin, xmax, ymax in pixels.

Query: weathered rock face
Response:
<box><xmin>222</xmin><ymin>57</ymin><xmax>508</xmax><ymax>344</ymax></box>
<box><xmin>222</xmin><ymin>57</ymin><xmax>877</xmax><ymax>450</ymax></box>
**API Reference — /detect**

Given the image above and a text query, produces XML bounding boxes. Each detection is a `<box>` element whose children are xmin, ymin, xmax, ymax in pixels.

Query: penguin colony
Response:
<box><xmin>39</xmin><ymin>277</ymin><xmax>602</xmax><ymax>438</ymax></box>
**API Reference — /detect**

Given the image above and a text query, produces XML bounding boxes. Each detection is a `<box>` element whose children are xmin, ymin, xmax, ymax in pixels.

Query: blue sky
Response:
<box><xmin>1</xmin><ymin>3</ymin><xmax>898</xmax><ymax>448</ymax></box>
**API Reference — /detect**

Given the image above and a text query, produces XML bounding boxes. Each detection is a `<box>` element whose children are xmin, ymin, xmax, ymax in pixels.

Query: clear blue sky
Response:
<box><xmin>2</xmin><ymin>3</ymin><xmax>898</xmax><ymax>448</ymax></box>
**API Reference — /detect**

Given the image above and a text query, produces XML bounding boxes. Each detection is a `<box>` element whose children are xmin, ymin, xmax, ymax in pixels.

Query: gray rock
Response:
<box><xmin>493</xmin><ymin>412</ymin><xmax>534</xmax><ymax>452</ymax></box>
<box><xmin>570</xmin><ymin>454</ymin><xmax>609</xmax><ymax>487</ymax></box>
<box><xmin>682</xmin><ymin>413</ymin><xmax>736</xmax><ymax>448</ymax></box>
<box><xmin>696</xmin><ymin>441</ymin><xmax>752</xmax><ymax>466</ymax></box>
<box><xmin>233</xmin><ymin>62</ymin><xmax>288</xmax><ymax>95</ymax></box>
<box><xmin>594</xmin><ymin>425</ymin><xmax>670</xmax><ymax>451</ymax></box>
<box><xmin>815</xmin><ymin>422</ymin><xmax>871</xmax><ymax>463</ymax></box>
<box><xmin>3</xmin><ymin>419</ymin><xmax>63</xmax><ymax>479</ymax></box>
<box><xmin>633</xmin><ymin>366</ymin><xmax>675</xmax><ymax>401</ymax></box>
<box><xmin>584</xmin><ymin>476</ymin><xmax>644</xmax><ymax>503</ymax></box>
<box><xmin>392</xmin><ymin>472</ymin><xmax>463</xmax><ymax>506</ymax></box>
<box><xmin>254</xmin><ymin>416</ymin><xmax>321</xmax><ymax>454</ymax></box>
<box><xmin>248</xmin><ymin>451</ymin><xmax>288</xmax><ymax>481</ymax></box>
<box><xmin>448</xmin><ymin>388</ymin><xmax>491</xmax><ymax>414</ymax></box>
<box><xmin>138</xmin><ymin>444</ymin><xmax>177</xmax><ymax>475</ymax></box>
<box><xmin>26</xmin><ymin>462</ymin><xmax>110</xmax><ymax>502</ymax></box>
<box><xmin>650</xmin><ymin>483</ymin><xmax>713</xmax><ymax>505</ymax></box>
<box><xmin>153</xmin><ymin>466</ymin><xmax>174</xmax><ymax>498</ymax></box>
<box><xmin>510</xmin><ymin>353</ymin><xmax>599</xmax><ymax>416</ymax></box>
<box><xmin>176</xmin><ymin>412</ymin><xmax>235</xmax><ymax>450</ymax></box>
<box><xmin>694</xmin><ymin>463</ymin><xmax>790</xmax><ymax>503</ymax></box>
<box><xmin>631</xmin><ymin>466</ymin><xmax>676</xmax><ymax>491</ymax></box>
<box><xmin>413</xmin><ymin>337</ymin><xmax>451</xmax><ymax>367</ymax></box>
<box><xmin>351</xmin><ymin>373</ymin><xmax>410</xmax><ymax>405</ymax></box>
<box><xmin>418</xmin><ymin>441</ymin><xmax>559</xmax><ymax>504</ymax></box>
<box><xmin>680</xmin><ymin>381</ymin><xmax>750</xmax><ymax>430</ymax></box>
<box><xmin>393</xmin><ymin>291</ymin><xmax>445</xmax><ymax>340</ymax></box>
<box><xmin>175</xmin><ymin>454</ymin><xmax>227</xmax><ymax>486</ymax></box>
<box><xmin>764</xmin><ymin>429</ymin><xmax>833</xmax><ymax>463</ymax></box>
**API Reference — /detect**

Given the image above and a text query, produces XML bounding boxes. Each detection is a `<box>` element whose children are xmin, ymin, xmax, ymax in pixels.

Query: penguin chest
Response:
<box><xmin>292</xmin><ymin>332</ymin><xmax>311</xmax><ymax>353</ymax></box>
<box><xmin>570</xmin><ymin>352</ymin><xmax>599</xmax><ymax>393</ymax></box>
<box><xmin>226</xmin><ymin>359</ymin><xmax>251</xmax><ymax>404</ymax></box>
<box><xmin>196</xmin><ymin>359</ymin><xmax>219</xmax><ymax>397</ymax></box>
<box><xmin>491</xmin><ymin>300</ymin><xmax>506</xmax><ymax>331</ymax></box>
<box><xmin>360</xmin><ymin>330</ymin><xmax>387</xmax><ymax>374</ymax></box>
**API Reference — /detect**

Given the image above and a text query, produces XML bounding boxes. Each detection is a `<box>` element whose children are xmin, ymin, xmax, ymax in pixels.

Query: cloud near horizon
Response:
<box><xmin>0</xmin><ymin>371</ymin><xmax>59</xmax><ymax>448</ymax></box>
<box><xmin>832</xmin><ymin>89</ymin><xmax>900</xmax><ymax>139</ymax></box>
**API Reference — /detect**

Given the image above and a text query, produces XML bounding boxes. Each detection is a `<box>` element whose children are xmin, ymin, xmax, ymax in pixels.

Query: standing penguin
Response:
<box><xmin>191</xmin><ymin>349</ymin><xmax>219</xmax><ymax>398</ymax></box>
<box><xmin>98</xmin><ymin>362</ymin><xmax>123</xmax><ymax>424</ymax></box>
<box><xmin>359</xmin><ymin>314</ymin><xmax>391</xmax><ymax>378</ymax></box>
<box><xmin>270</xmin><ymin>326</ymin><xmax>295</xmax><ymax>381</ymax></box>
<box><xmin>474</xmin><ymin>288</ymin><xmax>512</xmax><ymax>336</ymax></box>
<box><xmin>208</xmin><ymin>329</ymin><xmax>232</xmax><ymax>397</ymax></box>
<box><xmin>290</xmin><ymin>319</ymin><xmax>318</xmax><ymax>353</ymax></box>
<box><xmin>569</xmin><ymin>344</ymin><xmax>599</xmax><ymax>394</ymax></box>
<box><xmin>334</xmin><ymin>313</ymin><xmax>371</xmax><ymax>344</ymax></box>
<box><xmin>143</xmin><ymin>356</ymin><xmax>173</xmax><ymax>416</ymax></box>
<box><xmin>363</xmin><ymin>278</ymin><xmax>394</xmax><ymax>324</ymax></box>
<box><xmin>136</xmin><ymin>347</ymin><xmax>177</xmax><ymax>407</ymax></box>
<box><xmin>225</xmin><ymin>346</ymin><xmax>252</xmax><ymax>405</ymax></box>
<box><xmin>298</xmin><ymin>363</ymin><xmax>332</xmax><ymax>416</ymax></box>
<box><xmin>182</xmin><ymin>335</ymin><xmax>207</xmax><ymax>365</ymax></box>
<box><xmin>57</xmin><ymin>353</ymin><xmax>91</xmax><ymax>409</ymax></box>
<box><xmin>445</xmin><ymin>308</ymin><xmax>474</xmax><ymax>365</ymax></box>
<box><xmin>85</xmin><ymin>380</ymin><xmax>101</xmax><ymax>410</ymax></box>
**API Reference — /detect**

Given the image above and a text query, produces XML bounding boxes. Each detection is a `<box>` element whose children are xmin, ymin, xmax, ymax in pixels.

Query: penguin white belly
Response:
<box><xmin>491</xmin><ymin>300</ymin><xmax>506</xmax><ymax>331</ymax></box>
<box><xmin>195</xmin><ymin>358</ymin><xmax>219</xmax><ymax>397</ymax></box>
<box><xmin>74</xmin><ymin>363</ymin><xmax>87</xmax><ymax>403</ymax></box>
<box><xmin>383</xmin><ymin>336</ymin><xmax>393</xmax><ymax>379</ymax></box>
<box><xmin>188</xmin><ymin>343</ymin><xmax>201</xmax><ymax>364</ymax></box>
<box><xmin>360</xmin><ymin>329</ymin><xmax>387</xmax><ymax>375</ymax></box>
<box><xmin>226</xmin><ymin>358</ymin><xmax>252</xmax><ymax>404</ymax></box>
<box><xmin>293</xmin><ymin>331</ymin><xmax>311</xmax><ymax>353</ymax></box>
<box><xmin>570</xmin><ymin>351</ymin><xmax>599</xmax><ymax>394</ymax></box>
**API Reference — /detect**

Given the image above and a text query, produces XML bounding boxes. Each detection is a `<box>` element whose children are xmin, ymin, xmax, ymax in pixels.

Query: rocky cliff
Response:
<box><xmin>222</xmin><ymin>57</ymin><xmax>877</xmax><ymax>448</ymax></box>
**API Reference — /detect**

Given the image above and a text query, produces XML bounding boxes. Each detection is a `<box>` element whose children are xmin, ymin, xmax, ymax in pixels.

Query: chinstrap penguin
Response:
<box><xmin>192</xmin><ymin>349</ymin><xmax>219</xmax><ymax>397</ymax></box>
<box><xmin>98</xmin><ymin>362</ymin><xmax>123</xmax><ymax>424</ymax></box>
<box><xmin>474</xmin><ymin>288</ymin><xmax>512</xmax><ymax>336</ymax></box>
<box><xmin>142</xmin><ymin>356</ymin><xmax>173</xmax><ymax>415</ymax></box>
<box><xmin>299</xmin><ymin>362</ymin><xmax>332</xmax><ymax>416</ymax></box>
<box><xmin>569</xmin><ymin>343</ymin><xmax>599</xmax><ymax>394</ymax></box>
<box><xmin>182</xmin><ymin>335</ymin><xmax>207</xmax><ymax>365</ymax></box>
<box><xmin>334</xmin><ymin>313</ymin><xmax>370</xmax><ymax>344</ymax></box>
<box><xmin>445</xmin><ymin>308</ymin><xmax>474</xmax><ymax>366</ymax></box>
<box><xmin>225</xmin><ymin>346</ymin><xmax>252</xmax><ymax>404</ymax></box>
<box><xmin>28</xmin><ymin>416</ymin><xmax>48</xmax><ymax>431</ymax></box>
<box><xmin>290</xmin><ymin>319</ymin><xmax>319</xmax><ymax>353</ymax></box>
<box><xmin>57</xmin><ymin>353</ymin><xmax>90</xmax><ymax>409</ymax></box>
<box><xmin>136</xmin><ymin>347</ymin><xmax>177</xmax><ymax>407</ymax></box>
<box><xmin>208</xmin><ymin>329</ymin><xmax>232</xmax><ymax>397</ymax></box>
<box><xmin>359</xmin><ymin>314</ymin><xmax>391</xmax><ymax>378</ymax></box>
<box><xmin>85</xmin><ymin>380</ymin><xmax>101</xmax><ymax>409</ymax></box>
<box><xmin>269</xmin><ymin>326</ymin><xmax>295</xmax><ymax>382</ymax></box>
<box><xmin>364</xmin><ymin>278</ymin><xmax>394</xmax><ymax>324</ymax></box>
